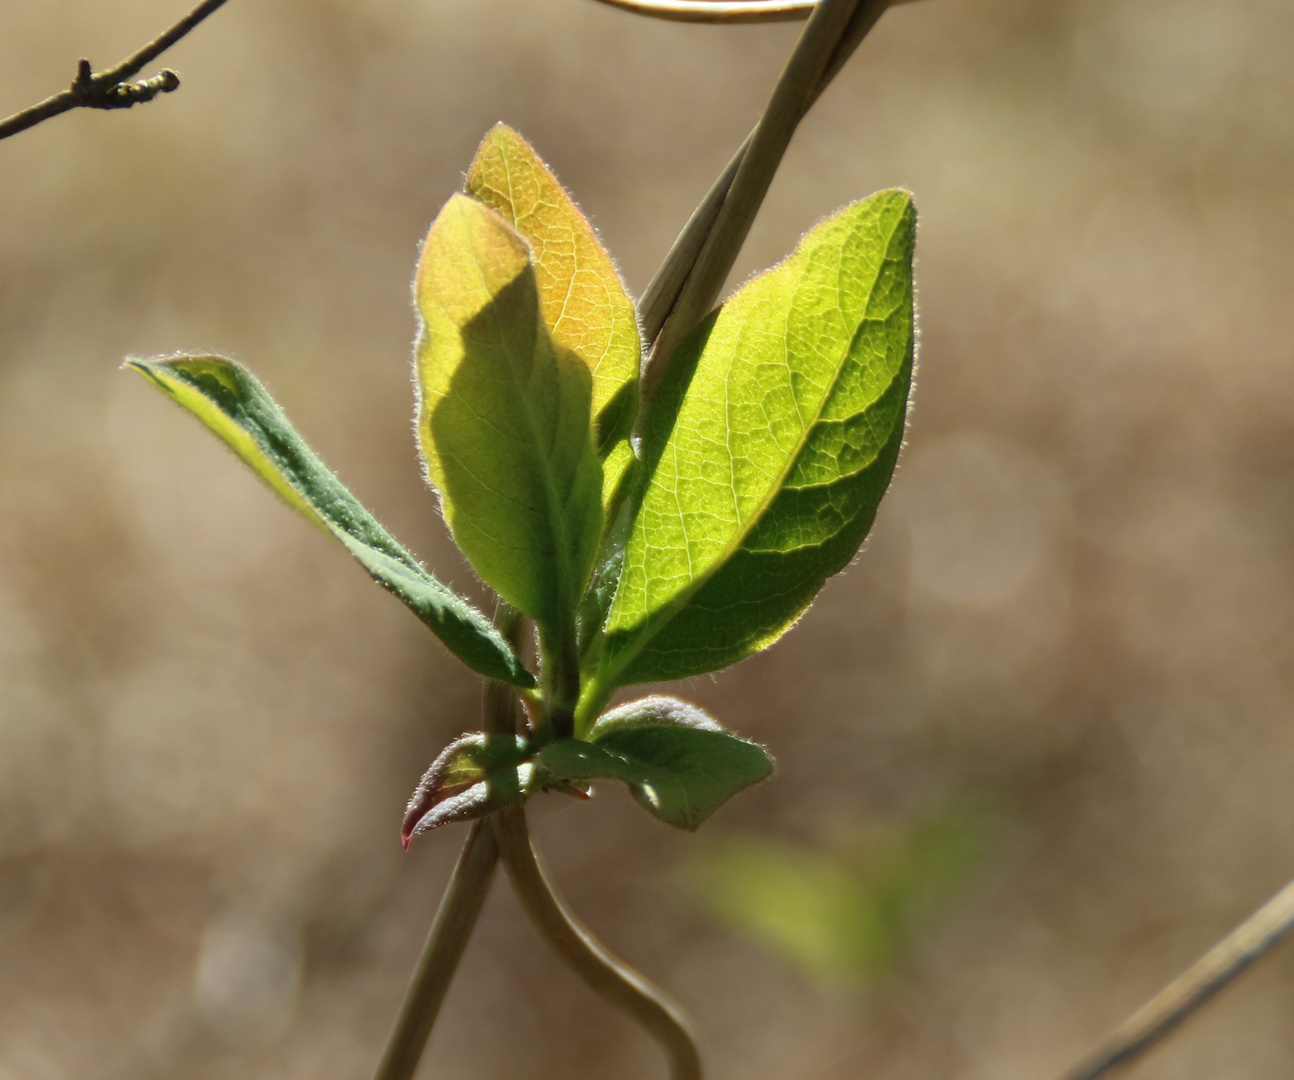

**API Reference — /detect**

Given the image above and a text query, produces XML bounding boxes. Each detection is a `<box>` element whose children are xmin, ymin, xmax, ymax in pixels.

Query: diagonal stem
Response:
<box><xmin>638</xmin><ymin>0</ymin><xmax>897</xmax><ymax>390</ymax></box>
<box><xmin>493</xmin><ymin>804</ymin><xmax>703</xmax><ymax>1080</ymax></box>
<box><xmin>0</xmin><ymin>0</ymin><xmax>232</xmax><ymax>141</ymax></box>
<box><xmin>370</xmin><ymin>607</ymin><xmax>524</xmax><ymax>1080</ymax></box>
<box><xmin>1055</xmin><ymin>875</ymin><xmax>1294</xmax><ymax>1080</ymax></box>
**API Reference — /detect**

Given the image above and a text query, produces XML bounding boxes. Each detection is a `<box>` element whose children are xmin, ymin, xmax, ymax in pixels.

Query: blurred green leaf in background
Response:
<box><xmin>683</xmin><ymin>793</ymin><xmax>1001</xmax><ymax>987</ymax></box>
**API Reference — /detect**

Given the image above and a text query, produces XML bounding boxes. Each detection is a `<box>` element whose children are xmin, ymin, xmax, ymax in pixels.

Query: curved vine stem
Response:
<box><xmin>587</xmin><ymin>0</ymin><xmax>919</xmax><ymax>25</ymax></box>
<box><xmin>589</xmin><ymin>0</ymin><xmax>818</xmax><ymax>23</ymax></box>
<box><xmin>493</xmin><ymin>804</ymin><xmax>704</xmax><ymax>1080</ymax></box>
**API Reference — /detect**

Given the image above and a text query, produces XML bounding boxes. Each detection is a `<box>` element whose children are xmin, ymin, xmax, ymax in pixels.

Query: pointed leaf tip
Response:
<box><xmin>464</xmin><ymin>123</ymin><xmax>641</xmax><ymax>456</ymax></box>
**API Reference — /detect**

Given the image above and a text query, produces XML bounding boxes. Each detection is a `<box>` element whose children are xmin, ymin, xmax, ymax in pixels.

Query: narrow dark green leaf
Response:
<box><xmin>594</xmin><ymin>191</ymin><xmax>916</xmax><ymax>689</ymax></box>
<box><xmin>414</xmin><ymin>194</ymin><xmax>603</xmax><ymax>639</ymax></box>
<box><xmin>125</xmin><ymin>355</ymin><xmax>534</xmax><ymax>687</ymax></box>
<box><xmin>538</xmin><ymin>695</ymin><xmax>773</xmax><ymax>830</ymax></box>
<box><xmin>402</xmin><ymin>733</ymin><xmax>532</xmax><ymax>846</ymax></box>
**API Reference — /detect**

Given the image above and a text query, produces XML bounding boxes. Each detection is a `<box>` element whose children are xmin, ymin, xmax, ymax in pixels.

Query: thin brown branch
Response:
<box><xmin>1056</xmin><ymin>876</ymin><xmax>1294</xmax><ymax>1080</ymax></box>
<box><xmin>369</xmin><ymin>606</ymin><xmax>525</xmax><ymax>1080</ymax></box>
<box><xmin>0</xmin><ymin>0</ymin><xmax>231</xmax><ymax>142</ymax></box>
<box><xmin>493</xmin><ymin>805</ymin><xmax>703</xmax><ymax>1080</ymax></box>
<box><xmin>638</xmin><ymin>0</ymin><xmax>902</xmax><ymax>397</ymax></box>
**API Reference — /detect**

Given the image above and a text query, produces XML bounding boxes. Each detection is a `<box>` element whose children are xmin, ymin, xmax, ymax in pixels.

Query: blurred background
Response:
<box><xmin>3</xmin><ymin>0</ymin><xmax>1294</xmax><ymax>1076</ymax></box>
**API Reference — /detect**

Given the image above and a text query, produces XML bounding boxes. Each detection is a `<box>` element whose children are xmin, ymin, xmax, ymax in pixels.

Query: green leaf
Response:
<box><xmin>683</xmin><ymin>796</ymin><xmax>998</xmax><ymax>986</ymax></box>
<box><xmin>465</xmin><ymin>123</ymin><xmax>641</xmax><ymax>456</ymax></box>
<box><xmin>414</xmin><ymin>194</ymin><xmax>604</xmax><ymax>638</ymax></box>
<box><xmin>402</xmin><ymin>733</ymin><xmax>532</xmax><ymax>846</ymax></box>
<box><xmin>124</xmin><ymin>355</ymin><xmax>534</xmax><ymax>687</ymax></box>
<box><xmin>537</xmin><ymin>695</ymin><xmax>773</xmax><ymax>830</ymax></box>
<box><xmin>596</xmin><ymin>190</ymin><xmax>916</xmax><ymax>688</ymax></box>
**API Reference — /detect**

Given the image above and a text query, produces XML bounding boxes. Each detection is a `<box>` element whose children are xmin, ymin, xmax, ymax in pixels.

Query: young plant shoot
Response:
<box><xmin>126</xmin><ymin>123</ymin><xmax>916</xmax><ymax>1073</ymax></box>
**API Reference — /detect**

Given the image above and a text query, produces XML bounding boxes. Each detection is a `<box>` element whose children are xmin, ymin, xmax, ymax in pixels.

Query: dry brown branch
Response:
<box><xmin>0</xmin><ymin>0</ymin><xmax>231</xmax><ymax>141</ymax></box>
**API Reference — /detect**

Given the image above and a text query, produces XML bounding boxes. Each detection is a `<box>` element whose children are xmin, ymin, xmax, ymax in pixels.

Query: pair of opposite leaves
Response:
<box><xmin>129</xmin><ymin>124</ymin><xmax>917</xmax><ymax>714</ymax></box>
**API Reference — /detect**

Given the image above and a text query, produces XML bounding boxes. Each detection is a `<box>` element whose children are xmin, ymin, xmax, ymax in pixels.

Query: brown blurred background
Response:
<box><xmin>3</xmin><ymin>0</ymin><xmax>1294</xmax><ymax>1076</ymax></box>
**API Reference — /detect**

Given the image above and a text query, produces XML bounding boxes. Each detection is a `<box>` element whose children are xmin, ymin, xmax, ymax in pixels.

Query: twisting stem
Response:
<box><xmin>1056</xmin><ymin>875</ymin><xmax>1294</xmax><ymax>1080</ymax></box>
<box><xmin>493</xmin><ymin>805</ymin><xmax>704</xmax><ymax>1080</ymax></box>
<box><xmin>0</xmin><ymin>0</ymin><xmax>232</xmax><ymax>142</ymax></box>
<box><xmin>639</xmin><ymin>0</ymin><xmax>897</xmax><ymax>388</ymax></box>
<box><xmin>370</xmin><ymin>606</ymin><xmax>525</xmax><ymax>1080</ymax></box>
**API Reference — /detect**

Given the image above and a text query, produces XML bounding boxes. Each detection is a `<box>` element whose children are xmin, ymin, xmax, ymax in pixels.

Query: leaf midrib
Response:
<box><xmin>459</xmin><ymin>210</ymin><xmax>581</xmax><ymax>631</ymax></box>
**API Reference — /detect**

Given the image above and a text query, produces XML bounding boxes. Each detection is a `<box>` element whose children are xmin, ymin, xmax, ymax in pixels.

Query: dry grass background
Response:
<box><xmin>3</xmin><ymin>0</ymin><xmax>1294</xmax><ymax>1076</ymax></box>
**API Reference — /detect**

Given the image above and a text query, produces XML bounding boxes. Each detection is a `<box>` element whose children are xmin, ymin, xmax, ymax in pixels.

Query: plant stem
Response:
<box><xmin>493</xmin><ymin>804</ymin><xmax>704</xmax><ymax>1080</ymax></box>
<box><xmin>0</xmin><ymin>0</ymin><xmax>232</xmax><ymax>141</ymax></box>
<box><xmin>370</xmin><ymin>821</ymin><xmax>499</xmax><ymax>1080</ymax></box>
<box><xmin>1056</xmin><ymin>875</ymin><xmax>1294</xmax><ymax>1080</ymax></box>
<box><xmin>370</xmin><ymin>606</ymin><xmax>524</xmax><ymax>1080</ymax></box>
<box><xmin>638</xmin><ymin>0</ymin><xmax>895</xmax><ymax>388</ymax></box>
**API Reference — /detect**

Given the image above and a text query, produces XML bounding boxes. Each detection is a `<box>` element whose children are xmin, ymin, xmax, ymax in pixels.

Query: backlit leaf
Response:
<box><xmin>595</xmin><ymin>190</ymin><xmax>916</xmax><ymax>687</ymax></box>
<box><xmin>538</xmin><ymin>695</ymin><xmax>773</xmax><ymax>829</ymax></box>
<box><xmin>465</xmin><ymin>123</ymin><xmax>641</xmax><ymax>456</ymax></box>
<box><xmin>125</xmin><ymin>356</ymin><xmax>534</xmax><ymax>687</ymax></box>
<box><xmin>414</xmin><ymin>194</ymin><xmax>603</xmax><ymax>638</ymax></box>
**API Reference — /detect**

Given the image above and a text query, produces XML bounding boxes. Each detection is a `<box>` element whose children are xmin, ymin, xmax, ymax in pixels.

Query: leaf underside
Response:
<box><xmin>402</xmin><ymin>733</ymin><xmax>531</xmax><ymax>844</ymax></box>
<box><xmin>125</xmin><ymin>355</ymin><xmax>534</xmax><ymax>687</ymax></box>
<box><xmin>540</xmin><ymin>695</ymin><xmax>774</xmax><ymax>830</ymax></box>
<box><xmin>414</xmin><ymin>195</ymin><xmax>604</xmax><ymax>636</ymax></box>
<box><xmin>598</xmin><ymin>190</ymin><xmax>917</xmax><ymax>686</ymax></box>
<box><xmin>465</xmin><ymin>123</ymin><xmax>641</xmax><ymax>460</ymax></box>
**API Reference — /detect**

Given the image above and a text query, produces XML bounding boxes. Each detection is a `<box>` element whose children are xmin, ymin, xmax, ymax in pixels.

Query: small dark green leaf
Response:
<box><xmin>402</xmin><ymin>733</ymin><xmax>532</xmax><ymax>846</ymax></box>
<box><xmin>125</xmin><ymin>355</ymin><xmax>534</xmax><ymax>687</ymax></box>
<box><xmin>538</xmin><ymin>695</ymin><xmax>773</xmax><ymax>830</ymax></box>
<box><xmin>414</xmin><ymin>194</ymin><xmax>603</xmax><ymax>640</ymax></box>
<box><xmin>594</xmin><ymin>191</ymin><xmax>916</xmax><ymax>689</ymax></box>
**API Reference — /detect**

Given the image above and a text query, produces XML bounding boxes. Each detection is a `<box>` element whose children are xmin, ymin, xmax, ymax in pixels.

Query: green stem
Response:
<box><xmin>493</xmin><ymin>805</ymin><xmax>704</xmax><ymax>1080</ymax></box>
<box><xmin>370</xmin><ymin>821</ymin><xmax>499</xmax><ymax>1080</ymax></box>
<box><xmin>369</xmin><ymin>606</ymin><xmax>524</xmax><ymax>1080</ymax></box>
<box><xmin>539</xmin><ymin>625</ymin><xmax>581</xmax><ymax>742</ymax></box>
